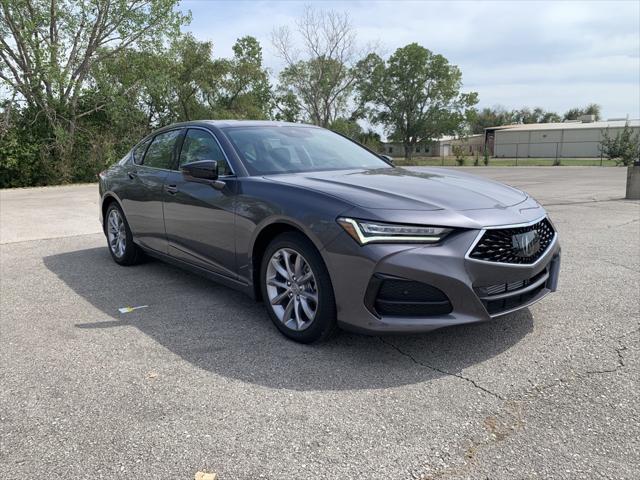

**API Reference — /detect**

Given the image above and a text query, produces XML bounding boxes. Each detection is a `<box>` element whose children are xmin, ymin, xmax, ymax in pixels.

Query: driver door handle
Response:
<box><xmin>127</xmin><ymin>170</ymin><xmax>138</xmax><ymax>179</ymax></box>
<box><xmin>166</xmin><ymin>184</ymin><xmax>178</xmax><ymax>194</ymax></box>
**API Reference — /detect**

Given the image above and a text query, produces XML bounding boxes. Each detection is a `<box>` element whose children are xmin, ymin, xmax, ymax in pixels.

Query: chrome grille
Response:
<box><xmin>469</xmin><ymin>218</ymin><xmax>555</xmax><ymax>264</ymax></box>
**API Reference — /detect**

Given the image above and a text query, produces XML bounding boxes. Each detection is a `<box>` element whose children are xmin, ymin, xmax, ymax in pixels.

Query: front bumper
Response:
<box><xmin>322</xmin><ymin>224</ymin><xmax>560</xmax><ymax>334</ymax></box>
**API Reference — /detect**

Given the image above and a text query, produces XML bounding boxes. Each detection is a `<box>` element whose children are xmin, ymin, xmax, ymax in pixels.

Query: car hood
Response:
<box><xmin>266</xmin><ymin>167</ymin><xmax>528</xmax><ymax>211</ymax></box>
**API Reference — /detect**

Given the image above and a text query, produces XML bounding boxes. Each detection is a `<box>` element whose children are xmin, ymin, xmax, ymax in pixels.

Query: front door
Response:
<box><xmin>163</xmin><ymin>128</ymin><xmax>237</xmax><ymax>278</ymax></box>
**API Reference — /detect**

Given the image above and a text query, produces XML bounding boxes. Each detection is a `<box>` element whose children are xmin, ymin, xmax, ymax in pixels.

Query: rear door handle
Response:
<box><xmin>166</xmin><ymin>184</ymin><xmax>178</xmax><ymax>194</ymax></box>
<box><xmin>127</xmin><ymin>170</ymin><xmax>138</xmax><ymax>179</ymax></box>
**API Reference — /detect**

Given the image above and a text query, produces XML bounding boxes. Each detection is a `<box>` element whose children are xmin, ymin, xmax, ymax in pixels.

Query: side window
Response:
<box><xmin>133</xmin><ymin>138</ymin><xmax>151</xmax><ymax>165</ymax></box>
<box><xmin>179</xmin><ymin>129</ymin><xmax>232</xmax><ymax>175</ymax></box>
<box><xmin>144</xmin><ymin>130</ymin><xmax>182</xmax><ymax>169</ymax></box>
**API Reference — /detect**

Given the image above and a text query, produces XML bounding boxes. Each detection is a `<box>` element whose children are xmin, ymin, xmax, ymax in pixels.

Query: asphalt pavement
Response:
<box><xmin>1</xmin><ymin>167</ymin><xmax>638</xmax><ymax>479</ymax></box>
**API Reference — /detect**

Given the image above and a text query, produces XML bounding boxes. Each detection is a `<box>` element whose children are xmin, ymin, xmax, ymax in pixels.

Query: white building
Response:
<box><xmin>382</xmin><ymin>134</ymin><xmax>484</xmax><ymax>157</ymax></box>
<box><xmin>487</xmin><ymin>118</ymin><xmax>640</xmax><ymax>159</ymax></box>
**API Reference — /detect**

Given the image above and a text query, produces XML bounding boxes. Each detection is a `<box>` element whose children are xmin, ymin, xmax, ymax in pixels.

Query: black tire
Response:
<box><xmin>260</xmin><ymin>232</ymin><xmax>338</xmax><ymax>343</ymax></box>
<box><xmin>105</xmin><ymin>202</ymin><xmax>144</xmax><ymax>266</ymax></box>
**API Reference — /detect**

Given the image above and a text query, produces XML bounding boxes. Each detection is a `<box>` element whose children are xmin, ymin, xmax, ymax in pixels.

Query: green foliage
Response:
<box><xmin>600</xmin><ymin>123</ymin><xmax>640</xmax><ymax>166</ymax></box>
<box><xmin>563</xmin><ymin>103</ymin><xmax>601</xmax><ymax>121</ymax></box>
<box><xmin>0</xmin><ymin>0</ymin><xmax>272</xmax><ymax>187</ymax></box>
<box><xmin>468</xmin><ymin>103</ymin><xmax>601</xmax><ymax>134</ymax></box>
<box><xmin>357</xmin><ymin>43</ymin><xmax>478</xmax><ymax>160</ymax></box>
<box><xmin>329</xmin><ymin>118</ymin><xmax>363</xmax><ymax>139</ymax></box>
<box><xmin>273</xmin><ymin>90</ymin><xmax>302</xmax><ymax>123</ymax></box>
<box><xmin>0</xmin><ymin>116</ymin><xmax>49</xmax><ymax>187</ymax></box>
<box><xmin>329</xmin><ymin>118</ymin><xmax>382</xmax><ymax>151</ymax></box>
<box><xmin>0</xmin><ymin>0</ymin><xmax>189</xmax><ymax>186</ymax></box>
<box><xmin>217</xmin><ymin>36</ymin><xmax>272</xmax><ymax>119</ymax></box>
<box><xmin>277</xmin><ymin>56</ymin><xmax>354</xmax><ymax>127</ymax></box>
<box><xmin>452</xmin><ymin>144</ymin><xmax>466</xmax><ymax>166</ymax></box>
<box><xmin>468</xmin><ymin>106</ymin><xmax>561</xmax><ymax>134</ymax></box>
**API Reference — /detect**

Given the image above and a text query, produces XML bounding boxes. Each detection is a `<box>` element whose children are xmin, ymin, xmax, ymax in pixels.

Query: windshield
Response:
<box><xmin>222</xmin><ymin>126</ymin><xmax>391</xmax><ymax>175</ymax></box>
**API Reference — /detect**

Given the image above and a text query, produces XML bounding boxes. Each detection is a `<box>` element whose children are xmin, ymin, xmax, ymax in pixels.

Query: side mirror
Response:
<box><xmin>181</xmin><ymin>160</ymin><xmax>219</xmax><ymax>181</ymax></box>
<box><xmin>381</xmin><ymin>154</ymin><xmax>394</xmax><ymax>164</ymax></box>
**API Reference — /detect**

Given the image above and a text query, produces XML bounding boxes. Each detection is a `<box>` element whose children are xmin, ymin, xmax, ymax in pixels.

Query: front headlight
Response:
<box><xmin>337</xmin><ymin>217</ymin><xmax>452</xmax><ymax>245</ymax></box>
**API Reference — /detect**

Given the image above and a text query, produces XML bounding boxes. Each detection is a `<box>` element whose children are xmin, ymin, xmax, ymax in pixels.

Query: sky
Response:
<box><xmin>181</xmin><ymin>0</ymin><xmax>640</xmax><ymax>120</ymax></box>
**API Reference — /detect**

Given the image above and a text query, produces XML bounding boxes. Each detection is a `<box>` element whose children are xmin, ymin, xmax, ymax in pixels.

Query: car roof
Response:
<box><xmin>155</xmin><ymin>120</ymin><xmax>321</xmax><ymax>131</ymax></box>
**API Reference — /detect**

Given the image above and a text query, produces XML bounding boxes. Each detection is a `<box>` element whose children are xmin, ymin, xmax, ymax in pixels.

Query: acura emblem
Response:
<box><xmin>512</xmin><ymin>230</ymin><xmax>540</xmax><ymax>257</ymax></box>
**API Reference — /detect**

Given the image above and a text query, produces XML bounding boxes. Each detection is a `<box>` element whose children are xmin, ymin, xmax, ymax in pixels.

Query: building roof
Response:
<box><xmin>486</xmin><ymin>119</ymin><xmax>639</xmax><ymax>132</ymax></box>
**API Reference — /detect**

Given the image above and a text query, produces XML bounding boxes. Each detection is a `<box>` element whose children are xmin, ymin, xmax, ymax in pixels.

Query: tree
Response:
<box><xmin>563</xmin><ymin>103</ymin><xmax>601</xmax><ymax>121</ymax></box>
<box><xmin>467</xmin><ymin>106</ymin><xmax>515</xmax><ymax>134</ymax></box>
<box><xmin>94</xmin><ymin>34</ymin><xmax>271</xmax><ymax>126</ymax></box>
<box><xmin>541</xmin><ymin>111</ymin><xmax>562</xmax><ymax>123</ymax></box>
<box><xmin>600</xmin><ymin>123</ymin><xmax>640</xmax><ymax>166</ymax></box>
<box><xmin>215</xmin><ymin>36</ymin><xmax>271</xmax><ymax>119</ymax></box>
<box><xmin>329</xmin><ymin>117</ymin><xmax>363</xmax><ymax>139</ymax></box>
<box><xmin>272</xmin><ymin>6</ymin><xmax>359</xmax><ymax>127</ymax></box>
<box><xmin>467</xmin><ymin>106</ymin><xmax>561</xmax><ymax>134</ymax></box>
<box><xmin>328</xmin><ymin>117</ymin><xmax>382</xmax><ymax>151</ymax></box>
<box><xmin>357</xmin><ymin>43</ymin><xmax>477</xmax><ymax>160</ymax></box>
<box><xmin>272</xmin><ymin>89</ymin><xmax>302</xmax><ymax>123</ymax></box>
<box><xmin>0</xmin><ymin>0</ymin><xmax>188</xmax><ymax>181</ymax></box>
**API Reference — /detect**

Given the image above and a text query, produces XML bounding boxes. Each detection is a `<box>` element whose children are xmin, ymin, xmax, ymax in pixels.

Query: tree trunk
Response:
<box><xmin>404</xmin><ymin>143</ymin><xmax>414</xmax><ymax>160</ymax></box>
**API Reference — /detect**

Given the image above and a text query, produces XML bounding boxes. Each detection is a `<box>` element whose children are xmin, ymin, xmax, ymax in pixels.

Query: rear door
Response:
<box><xmin>163</xmin><ymin>128</ymin><xmax>238</xmax><ymax>277</ymax></box>
<box><xmin>119</xmin><ymin>129</ymin><xmax>183</xmax><ymax>253</ymax></box>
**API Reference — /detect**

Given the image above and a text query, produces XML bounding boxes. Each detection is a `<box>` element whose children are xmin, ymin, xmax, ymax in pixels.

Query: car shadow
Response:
<box><xmin>43</xmin><ymin>247</ymin><xmax>534</xmax><ymax>391</ymax></box>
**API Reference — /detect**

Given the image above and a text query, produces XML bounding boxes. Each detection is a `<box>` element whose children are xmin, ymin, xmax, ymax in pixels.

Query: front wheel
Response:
<box><xmin>105</xmin><ymin>203</ymin><xmax>143</xmax><ymax>266</ymax></box>
<box><xmin>260</xmin><ymin>232</ymin><xmax>338</xmax><ymax>343</ymax></box>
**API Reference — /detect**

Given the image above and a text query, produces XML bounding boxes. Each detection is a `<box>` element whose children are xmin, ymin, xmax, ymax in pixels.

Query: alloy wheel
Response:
<box><xmin>266</xmin><ymin>248</ymin><xmax>318</xmax><ymax>331</ymax></box>
<box><xmin>107</xmin><ymin>209</ymin><xmax>127</xmax><ymax>258</ymax></box>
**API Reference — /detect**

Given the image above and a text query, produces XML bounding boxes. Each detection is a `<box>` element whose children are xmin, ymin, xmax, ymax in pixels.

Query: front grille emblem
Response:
<box><xmin>512</xmin><ymin>230</ymin><xmax>540</xmax><ymax>257</ymax></box>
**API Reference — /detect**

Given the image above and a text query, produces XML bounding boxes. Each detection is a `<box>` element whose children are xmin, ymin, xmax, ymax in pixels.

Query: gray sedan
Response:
<box><xmin>98</xmin><ymin>120</ymin><xmax>561</xmax><ymax>343</ymax></box>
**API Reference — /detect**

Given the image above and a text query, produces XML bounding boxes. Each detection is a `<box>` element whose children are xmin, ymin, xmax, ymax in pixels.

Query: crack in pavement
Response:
<box><xmin>544</xmin><ymin>198</ymin><xmax>627</xmax><ymax>207</ymax></box>
<box><xmin>608</xmin><ymin>217</ymin><xmax>640</xmax><ymax>229</ymax></box>
<box><xmin>583</xmin><ymin>328</ymin><xmax>637</xmax><ymax>376</ymax></box>
<box><xmin>399</xmin><ymin>327</ymin><xmax>638</xmax><ymax>479</ymax></box>
<box><xmin>378</xmin><ymin>337</ymin><xmax>505</xmax><ymax>401</ymax></box>
<box><xmin>527</xmin><ymin>328</ymin><xmax>636</xmax><ymax>393</ymax></box>
<box><xmin>0</xmin><ymin>231</ymin><xmax>101</xmax><ymax>246</ymax></box>
<box><xmin>597</xmin><ymin>259</ymin><xmax>640</xmax><ymax>274</ymax></box>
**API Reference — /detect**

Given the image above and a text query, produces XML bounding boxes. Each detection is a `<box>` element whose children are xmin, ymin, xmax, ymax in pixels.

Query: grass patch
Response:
<box><xmin>392</xmin><ymin>157</ymin><xmax>619</xmax><ymax>167</ymax></box>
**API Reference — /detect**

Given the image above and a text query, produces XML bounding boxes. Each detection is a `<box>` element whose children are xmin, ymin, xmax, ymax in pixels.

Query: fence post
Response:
<box><xmin>600</xmin><ymin>150</ymin><xmax>603</xmax><ymax>166</ymax></box>
<box><xmin>515</xmin><ymin>144</ymin><xmax>518</xmax><ymax>166</ymax></box>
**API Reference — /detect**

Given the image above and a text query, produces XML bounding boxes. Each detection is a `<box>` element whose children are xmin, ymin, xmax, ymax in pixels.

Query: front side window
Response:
<box><xmin>143</xmin><ymin>130</ymin><xmax>182</xmax><ymax>169</ymax></box>
<box><xmin>179</xmin><ymin>129</ymin><xmax>232</xmax><ymax>175</ymax></box>
<box><xmin>223</xmin><ymin>126</ymin><xmax>391</xmax><ymax>175</ymax></box>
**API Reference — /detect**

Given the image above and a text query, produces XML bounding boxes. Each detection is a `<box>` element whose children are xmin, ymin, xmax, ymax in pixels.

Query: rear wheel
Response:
<box><xmin>260</xmin><ymin>232</ymin><xmax>337</xmax><ymax>343</ymax></box>
<box><xmin>105</xmin><ymin>203</ymin><xmax>143</xmax><ymax>266</ymax></box>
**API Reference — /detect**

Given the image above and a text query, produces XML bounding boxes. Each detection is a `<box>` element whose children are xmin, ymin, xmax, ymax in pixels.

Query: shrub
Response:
<box><xmin>600</xmin><ymin>123</ymin><xmax>640</xmax><ymax>166</ymax></box>
<box><xmin>452</xmin><ymin>144</ymin><xmax>466</xmax><ymax>166</ymax></box>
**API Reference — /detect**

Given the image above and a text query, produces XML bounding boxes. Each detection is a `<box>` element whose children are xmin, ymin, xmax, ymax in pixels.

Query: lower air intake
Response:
<box><xmin>366</xmin><ymin>276</ymin><xmax>453</xmax><ymax>317</ymax></box>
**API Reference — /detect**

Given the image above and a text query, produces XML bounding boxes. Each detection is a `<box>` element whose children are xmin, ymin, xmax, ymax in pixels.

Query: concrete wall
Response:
<box><xmin>494</xmin><ymin>126</ymin><xmax>640</xmax><ymax>158</ymax></box>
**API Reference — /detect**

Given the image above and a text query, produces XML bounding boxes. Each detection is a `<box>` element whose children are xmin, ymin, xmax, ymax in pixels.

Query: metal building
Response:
<box><xmin>486</xmin><ymin>118</ymin><xmax>640</xmax><ymax>159</ymax></box>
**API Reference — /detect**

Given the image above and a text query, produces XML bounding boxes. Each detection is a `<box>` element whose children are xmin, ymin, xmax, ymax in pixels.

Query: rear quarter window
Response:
<box><xmin>133</xmin><ymin>138</ymin><xmax>151</xmax><ymax>165</ymax></box>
